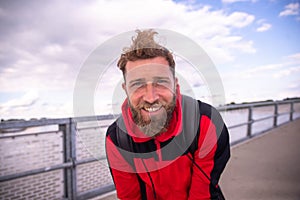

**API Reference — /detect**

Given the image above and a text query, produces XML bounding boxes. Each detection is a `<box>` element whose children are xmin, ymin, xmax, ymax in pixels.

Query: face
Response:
<box><xmin>123</xmin><ymin>57</ymin><xmax>178</xmax><ymax>137</ymax></box>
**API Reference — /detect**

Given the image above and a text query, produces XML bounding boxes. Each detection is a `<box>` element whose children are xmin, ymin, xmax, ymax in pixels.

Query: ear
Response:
<box><xmin>122</xmin><ymin>82</ymin><xmax>129</xmax><ymax>97</ymax></box>
<box><xmin>122</xmin><ymin>82</ymin><xmax>126</xmax><ymax>91</ymax></box>
<box><xmin>175</xmin><ymin>77</ymin><xmax>179</xmax><ymax>88</ymax></box>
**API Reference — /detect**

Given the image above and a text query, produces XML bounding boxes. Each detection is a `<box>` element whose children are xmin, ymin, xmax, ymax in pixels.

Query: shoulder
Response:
<box><xmin>197</xmin><ymin>100</ymin><xmax>225</xmax><ymax>133</ymax></box>
<box><xmin>106</xmin><ymin>120</ymin><xmax>118</xmax><ymax>137</ymax></box>
<box><xmin>106</xmin><ymin>120</ymin><xmax>120</xmax><ymax>147</ymax></box>
<box><xmin>106</xmin><ymin>118</ymin><xmax>132</xmax><ymax>150</ymax></box>
<box><xmin>198</xmin><ymin>101</ymin><xmax>220</xmax><ymax>119</ymax></box>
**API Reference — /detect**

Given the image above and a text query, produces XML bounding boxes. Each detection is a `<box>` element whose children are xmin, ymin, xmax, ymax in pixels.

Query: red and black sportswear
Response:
<box><xmin>106</xmin><ymin>93</ymin><xmax>230</xmax><ymax>200</ymax></box>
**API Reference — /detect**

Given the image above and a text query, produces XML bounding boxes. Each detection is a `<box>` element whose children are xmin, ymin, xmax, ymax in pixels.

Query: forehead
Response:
<box><xmin>125</xmin><ymin>57</ymin><xmax>169</xmax><ymax>71</ymax></box>
<box><xmin>125</xmin><ymin>57</ymin><xmax>173</xmax><ymax>80</ymax></box>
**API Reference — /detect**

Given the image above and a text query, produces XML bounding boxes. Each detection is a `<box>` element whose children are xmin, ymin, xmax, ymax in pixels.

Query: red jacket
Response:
<box><xmin>106</xmin><ymin>94</ymin><xmax>230</xmax><ymax>200</ymax></box>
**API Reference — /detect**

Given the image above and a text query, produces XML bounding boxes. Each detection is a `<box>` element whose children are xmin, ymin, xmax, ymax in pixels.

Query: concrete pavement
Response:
<box><xmin>220</xmin><ymin>118</ymin><xmax>300</xmax><ymax>200</ymax></box>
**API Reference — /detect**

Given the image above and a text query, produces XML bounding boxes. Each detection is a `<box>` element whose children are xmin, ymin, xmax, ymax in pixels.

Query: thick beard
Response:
<box><xmin>129</xmin><ymin>96</ymin><xmax>176</xmax><ymax>137</ymax></box>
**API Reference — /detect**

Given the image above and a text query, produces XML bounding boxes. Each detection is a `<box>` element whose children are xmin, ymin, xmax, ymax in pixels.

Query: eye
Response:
<box><xmin>155</xmin><ymin>78</ymin><xmax>170</xmax><ymax>86</ymax></box>
<box><xmin>130</xmin><ymin>81</ymin><xmax>145</xmax><ymax>88</ymax></box>
<box><xmin>157</xmin><ymin>79</ymin><xmax>169</xmax><ymax>84</ymax></box>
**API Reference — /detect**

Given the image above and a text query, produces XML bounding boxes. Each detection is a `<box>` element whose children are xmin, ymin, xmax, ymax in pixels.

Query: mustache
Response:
<box><xmin>136</xmin><ymin>101</ymin><xmax>163</xmax><ymax>109</ymax></box>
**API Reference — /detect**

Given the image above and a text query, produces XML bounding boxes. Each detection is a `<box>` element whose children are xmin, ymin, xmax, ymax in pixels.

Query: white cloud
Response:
<box><xmin>229</xmin><ymin>52</ymin><xmax>300</xmax><ymax>78</ymax></box>
<box><xmin>221</xmin><ymin>52</ymin><xmax>300</xmax><ymax>102</ymax></box>
<box><xmin>0</xmin><ymin>7</ymin><xmax>6</xmax><ymax>17</ymax></box>
<box><xmin>222</xmin><ymin>0</ymin><xmax>257</xmax><ymax>3</ymax></box>
<box><xmin>225</xmin><ymin>11</ymin><xmax>255</xmax><ymax>28</ymax></box>
<box><xmin>0</xmin><ymin>49</ymin><xmax>77</xmax><ymax>93</ymax></box>
<box><xmin>279</xmin><ymin>3</ymin><xmax>300</xmax><ymax>17</ymax></box>
<box><xmin>42</xmin><ymin>44</ymin><xmax>63</xmax><ymax>57</ymax></box>
<box><xmin>286</xmin><ymin>52</ymin><xmax>300</xmax><ymax>61</ymax></box>
<box><xmin>288</xmin><ymin>83</ymin><xmax>300</xmax><ymax>89</ymax></box>
<box><xmin>0</xmin><ymin>0</ymin><xmax>257</xmax><ymax>93</ymax></box>
<box><xmin>256</xmin><ymin>23</ymin><xmax>272</xmax><ymax>32</ymax></box>
<box><xmin>0</xmin><ymin>89</ymin><xmax>76</xmax><ymax>119</ymax></box>
<box><xmin>273</xmin><ymin>66</ymin><xmax>300</xmax><ymax>78</ymax></box>
<box><xmin>0</xmin><ymin>0</ymin><xmax>256</xmax><ymax>76</ymax></box>
<box><xmin>1</xmin><ymin>90</ymin><xmax>39</xmax><ymax>108</ymax></box>
<box><xmin>0</xmin><ymin>0</ymin><xmax>258</xmax><ymax>119</ymax></box>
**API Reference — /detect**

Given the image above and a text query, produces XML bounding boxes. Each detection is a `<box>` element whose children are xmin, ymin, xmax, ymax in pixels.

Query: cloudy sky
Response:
<box><xmin>0</xmin><ymin>0</ymin><xmax>299</xmax><ymax>120</ymax></box>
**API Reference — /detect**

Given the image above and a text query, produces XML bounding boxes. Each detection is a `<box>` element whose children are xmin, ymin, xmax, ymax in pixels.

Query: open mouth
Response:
<box><xmin>143</xmin><ymin>104</ymin><xmax>162</xmax><ymax>113</ymax></box>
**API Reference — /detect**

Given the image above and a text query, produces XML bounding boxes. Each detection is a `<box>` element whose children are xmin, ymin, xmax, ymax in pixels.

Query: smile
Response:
<box><xmin>143</xmin><ymin>105</ymin><xmax>162</xmax><ymax>113</ymax></box>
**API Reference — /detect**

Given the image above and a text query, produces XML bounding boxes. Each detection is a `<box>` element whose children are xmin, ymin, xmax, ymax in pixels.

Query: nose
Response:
<box><xmin>143</xmin><ymin>83</ymin><xmax>159</xmax><ymax>103</ymax></box>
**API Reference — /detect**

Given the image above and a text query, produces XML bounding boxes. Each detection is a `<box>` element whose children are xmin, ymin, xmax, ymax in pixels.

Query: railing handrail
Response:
<box><xmin>1</xmin><ymin>99</ymin><xmax>299</xmax><ymax>130</ymax></box>
<box><xmin>217</xmin><ymin>99</ymin><xmax>300</xmax><ymax>111</ymax></box>
<box><xmin>0</xmin><ymin>114</ymin><xmax>116</xmax><ymax>130</ymax></box>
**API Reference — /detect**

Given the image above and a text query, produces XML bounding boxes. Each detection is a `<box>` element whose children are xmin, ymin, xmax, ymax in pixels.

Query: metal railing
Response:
<box><xmin>218</xmin><ymin>99</ymin><xmax>300</xmax><ymax>145</ymax></box>
<box><xmin>0</xmin><ymin>99</ymin><xmax>299</xmax><ymax>199</ymax></box>
<box><xmin>0</xmin><ymin>115</ymin><xmax>116</xmax><ymax>200</ymax></box>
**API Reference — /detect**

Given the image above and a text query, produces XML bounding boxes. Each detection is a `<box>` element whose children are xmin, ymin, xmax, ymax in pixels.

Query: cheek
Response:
<box><xmin>161</xmin><ymin>89</ymin><xmax>176</xmax><ymax>103</ymax></box>
<box><xmin>127</xmin><ymin>93</ymin><xmax>142</xmax><ymax>107</ymax></box>
<box><xmin>126</xmin><ymin>87</ymin><xmax>176</xmax><ymax>106</ymax></box>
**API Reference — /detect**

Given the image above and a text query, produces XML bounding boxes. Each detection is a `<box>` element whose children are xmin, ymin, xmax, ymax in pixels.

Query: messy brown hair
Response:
<box><xmin>117</xmin><ymin>29</ymin><xmax>175</xmax><ymax>76</ymax></box>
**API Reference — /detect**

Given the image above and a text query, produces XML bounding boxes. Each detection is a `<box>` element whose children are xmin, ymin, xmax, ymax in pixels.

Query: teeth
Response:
<box><xmin>144</xmin><ymin>105</ymin><xmax>161</xmax><ymax>112</ymax></box>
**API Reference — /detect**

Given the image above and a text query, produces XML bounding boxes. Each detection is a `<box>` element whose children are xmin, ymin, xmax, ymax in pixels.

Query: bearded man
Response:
<box><xmin>105</xmin><ymin>29</ymin><xmax>230</xmax><ymax>200</ymax></box>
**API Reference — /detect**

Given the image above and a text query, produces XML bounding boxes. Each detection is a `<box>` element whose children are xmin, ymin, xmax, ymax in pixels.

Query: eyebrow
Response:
<box><xmin>129</xmin><ymin>76</ymin><xmax>170</xmax><ymax>84</ymax></box>
<box><xmin>128</xmin><ymin>78</ymin><xmax>146</xmax><ymax>85</ymax></box>
<box><xmin>153</xmin><ymin>76</ymin><xmax>171</xmax><ymax>81</ymax></box>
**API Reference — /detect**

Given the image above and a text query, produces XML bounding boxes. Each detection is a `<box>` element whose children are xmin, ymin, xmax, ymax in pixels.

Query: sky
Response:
<box><xmin>0</xmin><ymin>0</ymin><xmax>299</xmax><ymax>120</ymax></box>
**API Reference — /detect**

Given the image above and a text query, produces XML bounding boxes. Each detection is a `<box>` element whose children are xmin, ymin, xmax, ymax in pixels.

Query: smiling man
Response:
<box><xmin>124</xmin><ymin>58</ymin><xmax>176</xmax><ymax>137</ymax></box>
<box><xmin>105</xmin><ymin>29</ymin><xmax>230</xmax><ymax>200</ymax></box>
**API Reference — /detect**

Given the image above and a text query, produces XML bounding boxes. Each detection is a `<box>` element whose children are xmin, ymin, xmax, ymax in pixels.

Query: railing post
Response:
<box><xmin>247</xmin><ymin>106</ymin><xmax>253</xmax><ymax>138</ymax></box>
<box><xmin>273</xmin><ymin>103</ymin><xmax>278</xmax><ymax>127</ymax></box>
<box><xmin>60</xmin><ymin>119</ymin><xmax>77</xmax><ymax>200</ymax></box>
<box><xmin>290</xmin><ymin>102</ymin><xmax>294</xmax><ymax>121</ymax></box>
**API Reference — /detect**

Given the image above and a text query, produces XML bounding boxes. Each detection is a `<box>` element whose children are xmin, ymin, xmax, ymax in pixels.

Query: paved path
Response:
<box><xmin>99</xmin><ymin>119</ymin><xmax>300</xmax><ymax>200</ymax></box>
<box><xmin>220</xmin><ymin>118</ymin><xmax>300</xmax><ymax>200</ymax></box>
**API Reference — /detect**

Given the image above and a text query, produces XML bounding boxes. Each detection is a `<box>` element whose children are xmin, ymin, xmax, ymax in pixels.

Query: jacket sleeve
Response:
<box><xmin>188</xmin><ymin>106</ymin><xmax>230</xmax><ymax>200</ymax></box>
<box><xmin>106</xmin><ymin>135</ymin><xmax>141</xmax><ymax>200</ymax></box>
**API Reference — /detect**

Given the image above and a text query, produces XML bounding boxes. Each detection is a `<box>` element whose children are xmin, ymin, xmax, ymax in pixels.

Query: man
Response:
<box><xmin>105</xmin><ymin>29</ymin><xmax>230</xmax><ymax>200</ymax></box>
